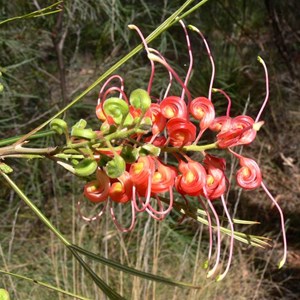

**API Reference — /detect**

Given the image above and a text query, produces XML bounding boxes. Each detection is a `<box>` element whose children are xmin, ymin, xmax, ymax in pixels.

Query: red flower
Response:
<box><xmin>84</xmin><ymin>169</ymin><xmax>110</xmax><ymax>203</ymax></box>
<box><xmin>96</xmin><ymin>104</ymin><xmax>106</xmax><ymax>121</ymax></box>
<box><xmin>203</xmin><ymin>156</ymin><xmax>227</xmax><ymax>199</ymax></box>
<box><xmin>189</xmin><ymin>97</ymin><xmax>215</xmax><ymax>129</ymax></box>
<box><xmin>209</xmin><ymin>116</ymin><xmax>231</xmax><ymax>132</ymax></box>
<box><xmin>129</xmin><ymin>156</ymin><xmax>155</xmax><ymax>196</ymax></box>
<box><xmin>236</xmin><ymin>156</ymin><xmax>262</xmax><ymax>190</ymax></box>
<box><xmin>216</xmin><ymin>115</ymin><xmax>257</xmax><ymax>148</ymax></box>
<box><xmin>166</xmin><ymin>117</ymin><xmax>196</xmax><ymax>147</ymax></box>
<box><xmin>148</xmin><ymin>103</ymin><xmax>166</xmax><ymax>135</ymax></box>
<box><xmin>151</xmin><ymin>161</ymin><xmax>177</xmax><ymax>194</ymax></box>
<box><xmin>160</xmin><ymin>96</ymin><xmax>188</xmax><ymax>119</ymax></box>
<box><xmin>204</xmin><ymin>154</ymin><xmax>226</xmax><ymax>171</ymax></box>
<box><xmin>109</xmin><ymin>171</ymin><xmax>133</xmax><ymax>203</ymax></box>
<box><xmin>175</xmin><ymin>160</ymin><xmax>207</xmax><ymax>196</ymax></box>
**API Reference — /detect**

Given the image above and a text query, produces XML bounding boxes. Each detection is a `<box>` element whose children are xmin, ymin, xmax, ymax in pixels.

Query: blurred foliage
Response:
<box><xmin>0</xmin><ymin>0</ymin><xmax>299</xmax><ymax>299</ymax></box>
<box><xmin>1</xmin><ymin>0</ymin><xmax>298</xmax><ymax>124</ymax></box>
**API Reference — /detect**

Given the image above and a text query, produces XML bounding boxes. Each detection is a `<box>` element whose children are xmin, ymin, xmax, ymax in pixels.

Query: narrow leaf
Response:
<box><xmin>160</xmin><ymin>196</ymin><xmax>271</xmax><ymax>248</ymax></box>
<box><xmin>68</xmin><ymin>248</ymin><xmax>125</xmax><ymax>300</ymax></box>
<box><xmin>196</xmin><ymin>208</ymin><xmax>260</xmax><ymax>225</ymax></box>
<box><xmin>0</xmin><ymin>269</ymin><xmax>89</xmax><ymax>300</ymax></box>
<box><xmin>0</xmin><ymin>1</ymin><xmax>63</xmax><ymax>26</ymax></box>
<box><xmin>69</xmin><ymin>244</ymin><xmax>201</xmax><ymax>289</ymax></box>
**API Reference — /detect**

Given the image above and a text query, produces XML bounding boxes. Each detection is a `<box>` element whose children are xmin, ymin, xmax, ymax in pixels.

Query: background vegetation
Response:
<box><xmin>0</xmin><ymin>0</ymin><xmax>299</xmax><ymax>299</ymax></box>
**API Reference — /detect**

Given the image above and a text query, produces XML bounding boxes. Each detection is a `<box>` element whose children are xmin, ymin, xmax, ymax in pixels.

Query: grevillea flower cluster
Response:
<box><xmin>51</xmin><ymin>21</ymin><xmax>286</xmax><ymax>280</ymax></box>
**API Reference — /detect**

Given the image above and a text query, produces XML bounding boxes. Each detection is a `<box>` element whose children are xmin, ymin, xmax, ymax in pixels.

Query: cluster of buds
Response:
<box><xmin>51</xmin><ymin>21</ymin><xmax>286</xmax><ymax>280</ymax></box>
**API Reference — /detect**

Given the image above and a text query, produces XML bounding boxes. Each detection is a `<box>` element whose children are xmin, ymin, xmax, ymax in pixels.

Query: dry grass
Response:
<box><xmin>0</xmin><ymin>148</ymin><xmax>281</xmax><ymax>300</ymax></box>
<box><xmin>1</xmin><ymin>1</ymin><xmax>300</xmax><ymax>299</ymax></box>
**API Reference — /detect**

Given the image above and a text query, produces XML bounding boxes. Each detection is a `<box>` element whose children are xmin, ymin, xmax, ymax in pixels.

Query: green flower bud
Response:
<box><xmin>129</xmin><ymin>89</ymin><xmax>151</xmax><ymax>112</ymax></box>
<box><xmin>50</xmin><ymin>118</ymin><xmax>68</xmax><ymax>135</ymax></box>
<box><xmin>0</xmin><ymin>162</ymin><xmax>13</xmax><ymax>174</ymax></box>
<box><xmin>103</xmin><ymin>98</ymin><xmax>129</xmax><ymax>125</ymax></box>
<box><xmin>71</xmin><ymin>159</ymin><xmax>79</xmax><ymax>166</ymax></box>
<box><xmin>73</xmin><ymin>119</ymin><xmax>87</xmax><ymax>129</ymax></box>
<box><xmin>105</xmin><ymin>155</ymin><xmax>125</xmax><ymax>178</ymax></box>
<box><xmin>0</xmin><ymin>289</ymin><xmax>10</xmax><ymax>300</ymax></box>
<box><xmin>74</xmin><ymin>159</ymin><xmax>98</xmax><ymax>177</ymax></box>
<box><xmin>71</xmin><ymin>127</ymin><xmax>97</xmax><ymax>140</ymax></box>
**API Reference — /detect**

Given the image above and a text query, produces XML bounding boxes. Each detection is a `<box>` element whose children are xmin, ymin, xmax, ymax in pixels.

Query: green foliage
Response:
<box><xmin>1</xmin><ymin>0</ymin><xmax>299</xmax><ymax>299</ymax></box>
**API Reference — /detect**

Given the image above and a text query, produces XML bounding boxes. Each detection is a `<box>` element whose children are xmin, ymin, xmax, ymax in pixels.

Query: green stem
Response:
<box><xmin>104</xmin><ymin>128</ymin><xmax>137</xmax><ymax>142</ymax></box>
<box><xmin>13</xmin><ymin>0</ymin><xmax>211</xmax><ymax>146</ymax></box>
<box><xmin>0</xmin><ymin>1</ymin><xmax>63</xmax><ymax>26</ymax></box>
<box><xmin>0</xmin><ymin>154</ymin><xmax>44</xmax><ymax>159</ymax></box>
<box><xmin>184</xmin><ymin>142</ymin><xmax>218</xmax><ymax>151</ymax></box>
<box><xmin>0</xmin><ymin>269</ymin><xmax>90</xmax><ymax>300</ymax></box>
<box><xmin>54</xmin><ymin>154</ymin><xmax>85</xmax><ymax>159</ymax></box>
<box><xmin>0</xmin><ymin>130</ymin><xmax>55</xmax><ymax>147</ymax></box>
<box><xmin>0</xmin><ymin>171</ymin><xmax>70</xmax><ymax>246</ymax></box>
<box><xmin>175</xmin><ymin>0</ymin><xmax>210</xmax><ymax>21</ymax></box>
<box><xmin>162</xmin><ymin>142</ymin><xmax>218</xmax><ymax>153</ymax></box>
<box><xmin>65</xmin><ymin>128</ymin><xmax>140</xmax><ymax>151</ymax></box>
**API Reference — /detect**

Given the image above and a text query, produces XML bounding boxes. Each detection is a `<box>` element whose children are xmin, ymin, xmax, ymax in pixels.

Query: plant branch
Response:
<box><xmin>0</xmin><ymin>143</ymin><xmax>57</xmax><ymax>157</ymax></box>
